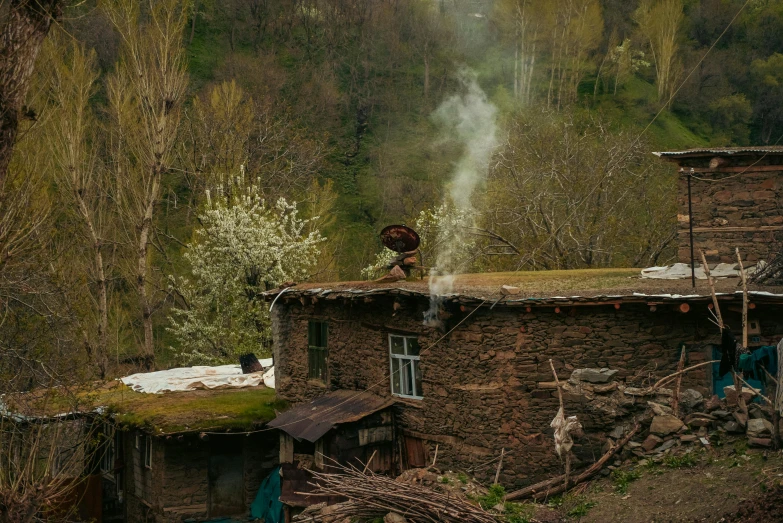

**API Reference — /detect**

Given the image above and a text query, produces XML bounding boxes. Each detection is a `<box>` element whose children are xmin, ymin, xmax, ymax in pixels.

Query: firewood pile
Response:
<box><xmin>293</xmin><ymin>462</ymin><xmax>498</xmax><ymax>523</ymax></box>
<box><xmin>751</xmin><ymin>249</ymin><xmax>783</xmax><ymax>284</ymax></box>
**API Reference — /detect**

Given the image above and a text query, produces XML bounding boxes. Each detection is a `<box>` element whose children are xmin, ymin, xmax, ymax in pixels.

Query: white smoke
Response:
<box><xmin>424</xmin><ymin>69</ymin><xmax>498</xmax><ymax>326</ymax></box>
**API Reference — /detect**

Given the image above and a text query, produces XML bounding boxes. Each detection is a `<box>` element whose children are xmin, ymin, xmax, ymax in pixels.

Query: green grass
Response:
<box><xmin>663</xmin><ymin>452</ymin><xmax>698</xmax><ymax>469</ymax></box>
<box><xmin>612</xmin><ymin>469</ymin><xmax>642</xmax><ymax>495</ymax></box>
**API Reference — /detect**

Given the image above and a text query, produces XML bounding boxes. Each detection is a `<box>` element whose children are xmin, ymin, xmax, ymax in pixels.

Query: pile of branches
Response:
<box><xmin>293</xmin><ymin>462</ymin><xmax>497</xmax><ymax>523</ymax></box>
<box><xmin>751</xmin><ymin>249</ymin><xmax>783</xmax><ymax>285</ymax></box>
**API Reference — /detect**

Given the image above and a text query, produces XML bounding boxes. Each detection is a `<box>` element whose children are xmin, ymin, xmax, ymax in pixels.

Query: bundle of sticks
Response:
<box><xmin>293</xmin><ymin>462</ymin><xmax>497</xmax><ymax>523</ymax></box>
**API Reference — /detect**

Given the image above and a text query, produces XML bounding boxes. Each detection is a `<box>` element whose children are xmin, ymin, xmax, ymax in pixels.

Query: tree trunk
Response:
<box><xmin>137</xmin><ymin>174</ymin><xmax>160</xmax><ymax>369</ymax></box>
<box><xmin>0</xmin><ymin>0</ymin><xmax>63</xmax><ymax>185</ymax></box>
<box><xmin>189</xmin><ymin>0</ymin><xmax>198</xmax><ymax>45</ymax></box>
<box><xmin>424</xmin><ymin>54</ymin><xmax>430</xmax><ymax>100</ymax></box>
<box><xmin>78</xmin><ymin>196</ymin><xmax>109</xmax><ymax>378</ymax></box>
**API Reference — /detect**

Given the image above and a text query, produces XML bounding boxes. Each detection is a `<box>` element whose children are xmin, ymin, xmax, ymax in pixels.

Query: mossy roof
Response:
<box><xmin>267</xmin><ymin>268</ymin><xmax>783</xmax><ymax>304</ymax></box>
<box><xmin>2</xmin><ymin>381</ymin><xmax>286</xmax><ymax>435</ymax></box>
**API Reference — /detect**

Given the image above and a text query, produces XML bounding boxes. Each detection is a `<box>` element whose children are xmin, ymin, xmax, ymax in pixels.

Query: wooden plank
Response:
<box><xmin>677</xmin><ymin>225</ymin><xmax>783</xmax><ymax>233</ymax></box>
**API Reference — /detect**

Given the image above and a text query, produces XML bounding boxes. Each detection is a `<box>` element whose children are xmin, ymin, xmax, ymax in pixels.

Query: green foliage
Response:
<box><xmin>550</xmin><ymin>493</ymin><xmax>598</xmax><ymax>518</ymax></box>
<box><xmin>663</xmin><ymin>452</ymin><xmax>698</xmax><ymax>469</ymax></box>
<box><xmin>458</xmin><ymin>472</ymin><xmax>468</xmax><ymax>484</ymax></box>
<box><xmin>477</xmin><ymin>484</ymin><xmax>507</xmax><ymax>510</ymax></box>
<box><xmin>611</xmin><ymin>468</ymin><xmax>642</xmax><ymax>494</ymax></box>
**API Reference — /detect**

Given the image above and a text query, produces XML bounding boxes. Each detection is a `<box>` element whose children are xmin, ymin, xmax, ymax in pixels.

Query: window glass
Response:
<box><xmin>390</xmin><ymin>336</ymin><xmax>405</xmax><ymax>355</ymax></box>
<box><xmin>414</xmin><ymin>362</ymin><xmax>423</xmax><ymax>397</ymax></box>
<box><xmin>406</xmin><ymin>338</ymin><xmax>420</xmax><ymax>356</ymax></box>
<box><xmin>389</xmin><ymin>334</ymin><xmax>422</xmax><ymax>399</ymax></box>
<box><xmin>308</xmin><ymin>321</ymin><xmax>328</xmax><ymax>381</ymax></box>
<box><xmin>391</xmin><ymin>358</ymin><xmax>401</xmax><ymax>394</ymax></box>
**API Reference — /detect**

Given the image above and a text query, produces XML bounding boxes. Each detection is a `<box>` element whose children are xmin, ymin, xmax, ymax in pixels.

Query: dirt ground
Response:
<box><xmin>521</xmin><ymin>442</ymin><xmax>783</xmax><ymax>523</ymax></box>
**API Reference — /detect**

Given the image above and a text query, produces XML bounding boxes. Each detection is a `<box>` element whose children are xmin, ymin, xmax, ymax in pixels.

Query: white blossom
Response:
<box><xmin>168</xmin><ymin>175</ymin><xmax>324</xmax><ymax>364</ymax></box>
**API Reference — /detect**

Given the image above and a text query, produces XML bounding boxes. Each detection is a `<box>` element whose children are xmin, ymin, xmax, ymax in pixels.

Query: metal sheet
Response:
<box><xmin>269</xmin><ymin>390</ymin><xmax>395</xmax><ymax>443</ymax></box>
<box><xmin>654</xmin><ymin>146</ymin><xmax>783</xmax><ymax>157</ymax></box>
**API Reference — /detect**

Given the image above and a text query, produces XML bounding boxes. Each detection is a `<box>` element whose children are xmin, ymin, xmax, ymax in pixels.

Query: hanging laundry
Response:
<box><xmin>718</xmin><ymin>327</ymin><xmax>739</xmax><ymax>378</ymax></box>
<box><xmin>550</xmin><ymin>407</ymin><xmax>581</xmax><ymax>458</ymax></box>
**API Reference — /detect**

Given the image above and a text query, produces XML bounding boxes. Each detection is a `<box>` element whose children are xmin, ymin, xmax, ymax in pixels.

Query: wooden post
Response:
<box><xmin>736</xmin><ymin>248</ymin><xmax>749</xmax><ymax>349</ymax></box>
<box><xmin>671</xmin><ymin>345</ymin><xmax>686</xmax><ymax>418</ymax></box>
<box><xmin>549</xmin><ymin>359</ymin><xmax>570</xmax><ymax>492</ymax></box>
<box><xmin>700</xmin><ymin>250</ymin><xmax>723</xmax><ymax>329</ymax></box>
<box><xmin>494</xmin><ymin>448</ymin><xmax>505</xmax><ymax>485</ymax></box>
<box><xmin>734</xmin><ymin>249</ymin><xmax>750</xmax><ymax>415</ymax></box>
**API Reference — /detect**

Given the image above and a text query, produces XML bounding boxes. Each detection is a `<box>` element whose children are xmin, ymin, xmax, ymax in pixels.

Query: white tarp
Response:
<box><xmin>641</xmin><ymin>262</ymin><xmax>758</xmax><ymax>280</ymax></box>
<box><xmin>120</xmin><ymin>360</ymin><xmax>274</xmax><ymax>394</ymax></box>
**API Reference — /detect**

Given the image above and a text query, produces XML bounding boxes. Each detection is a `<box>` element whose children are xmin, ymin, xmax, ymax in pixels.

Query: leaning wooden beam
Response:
<box><xmin>735</xmin><ymin>248</ymin><xmax>750</xmax><ymax>415</ymax></box>
<box><xmin>505</xmin><ymin>423</ymin><xmax>640</xmax><ymax>502</ymax></box>
<box><xmin>670</xmin><ymin>345</ymin><xmax>687</xmax><ymax>418</ymax></box>
<box><xmin>736</xmin><ymin>248</ymin><xmax>749</xmax><ymax>349</ymax></box>
<box><xmin>699</xmin><ymin>250</ymin><xmax>723</xmax><ymax>329</ymax></box>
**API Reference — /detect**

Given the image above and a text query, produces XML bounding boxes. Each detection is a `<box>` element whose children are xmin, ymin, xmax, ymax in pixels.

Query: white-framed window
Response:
<box><xmin>143</xmin><ymin>436</ymin><xmax>152</xmax><ymax>469</ymax></box>
<box><xmin>389</xmin><ymin>334</ymin><xmax>422</xmax><ymax>399</ymax></box>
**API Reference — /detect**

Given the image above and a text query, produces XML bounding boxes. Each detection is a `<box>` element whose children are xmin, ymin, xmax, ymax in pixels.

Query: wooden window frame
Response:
<box><xmin>389</xmin><ymin>334</ymin><xmax>422</xmax><ymax>399</ymax></box>
<box><xmin>308</xmin><ymin>321</ymin><xmax>328</xmax><ymax>382</ymax></box>
<box><xmin>143</xmin><ymin>436</ymin><xmax>152</xmax><ymax>469</ymax></box>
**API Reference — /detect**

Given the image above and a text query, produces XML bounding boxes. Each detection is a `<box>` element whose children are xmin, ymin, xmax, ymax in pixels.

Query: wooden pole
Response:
<box><xmin>700</xmin><ymin>250</ymin><xmax>723</xmax><ymax>329</ymax></box>
<box><xmin>493</xmin><ymin>448</ymin><xmax>505</xmax><ymax>485</ymax></box>
<box><xmin>688</xmin><ymin>172</ymin><xmax>696</xmax><ymax>288</ymax></box>
<box><xmin>549</xmin><ymin>359</ymin><xmax>570</xmax><ymax>492</ymax></box>
<box><xmin>671</xmin><ymin>345</ymin><xmax>686</xmax><ymax>417</ymax></box>
<box><xmin>735</xmin><ymin>248</ymin><xmax>750</xmax><ymax>415</ymax></box>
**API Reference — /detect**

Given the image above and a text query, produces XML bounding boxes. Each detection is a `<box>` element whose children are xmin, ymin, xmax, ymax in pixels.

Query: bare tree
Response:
<box><xmin>485</xmin><ymin>110</ymin><xmax>676</xmax><ymax>270</ymax></box>
<box><xmin>0</xmin><ymin>402</ymin><xmax>103</xmax><ymax>522</ymax></box>
<box><xmin>105</xmin><ymin>0</ymin><xmax>189</xmax><ymax>367</ymax></box>
<box><xmin>0</xmin><ymin>0</ymin><xmax>63</xmax><ymax>185</ymax></box>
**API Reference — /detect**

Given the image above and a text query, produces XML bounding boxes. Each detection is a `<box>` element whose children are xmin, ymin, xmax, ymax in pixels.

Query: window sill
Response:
<box><xmin>307</xmin><ymin>379</ymin><xmax>328</xmax><ymax>388</ymax></box>
<box><xmin>392</xmin><ymin>393</ymin><xmax>424</xmax><ymax>403</ymax></box>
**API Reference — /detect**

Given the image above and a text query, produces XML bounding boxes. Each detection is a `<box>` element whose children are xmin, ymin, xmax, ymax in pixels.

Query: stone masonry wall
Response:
<box><xmin>272</xmin><ymin>294</ymin><xmax>783</xmax><ymax>488</ymax></box>
<box><xmin>677</xmin><ymin>170</ymin><xmax>783</xmax><ymax>263</ymax></box>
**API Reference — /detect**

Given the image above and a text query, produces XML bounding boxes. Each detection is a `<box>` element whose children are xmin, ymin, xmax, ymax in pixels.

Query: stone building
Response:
<box><xmin>655</xmin><ymin>146</ymin><xmax>783</xmax><ymax>264</ymax></box>
<box><xmin>267</xmin><ymin>273</ymin><xmax>783</xmax><ymax>489</ymax></box>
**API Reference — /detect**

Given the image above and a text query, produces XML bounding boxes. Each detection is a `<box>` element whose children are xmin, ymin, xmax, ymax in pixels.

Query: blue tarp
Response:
<box><xmin>250</xmin><ymin>466</ymin><xmax>284</xmax><ymax>523</ymax></box>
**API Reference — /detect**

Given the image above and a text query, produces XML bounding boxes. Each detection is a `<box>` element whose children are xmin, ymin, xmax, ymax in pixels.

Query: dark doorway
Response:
<box><xmin>208</xmin><ymin>437</ymin><xmax>245</xmax><ymax>516</ymax></box>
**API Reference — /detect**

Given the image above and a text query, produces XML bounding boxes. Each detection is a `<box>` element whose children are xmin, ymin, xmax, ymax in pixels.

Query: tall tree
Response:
<box><xmin>105</xmin><ymin>0</ymin><xmax>189</xmax><ymax>367</ymax></box>
<box><xmin>634</xmin><ymin>0</ymin><xmax>683</xmax><ymax>104</ymax></box>
<box><xmin>0</xmin><ymin>0</ymin><xmax>63</xmax><ymax>185</ymax></box>
<box><xmin>45</xmin><ymin>32</ymin><xmax>112</xmax><ymax>378</ymax></box>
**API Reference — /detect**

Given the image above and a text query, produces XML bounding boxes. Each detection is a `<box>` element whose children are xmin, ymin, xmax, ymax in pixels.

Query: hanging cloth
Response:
<box><xmin>718</xmin><ymin>327</ymin><xmax>738</xmax><ymax>378</ymax></box>
<box><xmin>550</xmin><ymin>407</ymin><xmax>581</xmax><ymax>457</ymax></box>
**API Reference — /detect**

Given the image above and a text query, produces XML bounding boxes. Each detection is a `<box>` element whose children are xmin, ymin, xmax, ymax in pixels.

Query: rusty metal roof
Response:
<box><xmin>268</xmin><ymin>390</ymin><xmax>395</xmax><ymax>442</ymax></box>
<box><xmin>654</xmin><ymin>147</ymin><xmax>783</xmax><ymax>158</ymax></box>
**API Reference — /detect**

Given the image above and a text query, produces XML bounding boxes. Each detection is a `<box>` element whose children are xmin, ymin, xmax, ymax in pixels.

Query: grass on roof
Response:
<box><xmin>7</xmin><ymin>382</ymin><xmax>286</xmax><ymax>434</ymax></box>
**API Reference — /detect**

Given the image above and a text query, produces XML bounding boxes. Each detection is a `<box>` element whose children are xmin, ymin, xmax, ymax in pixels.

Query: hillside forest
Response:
<box><xmin>1</xmin><ymin>0</ymin><xmax>783</xmax><ymax>386</ymax></box>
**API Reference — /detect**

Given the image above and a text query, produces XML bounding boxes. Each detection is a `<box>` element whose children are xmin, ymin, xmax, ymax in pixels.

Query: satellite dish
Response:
<box><xmin>380</xmin><ymin>225</ymin><xmax>420</xmax><ymax>253</ymax></box>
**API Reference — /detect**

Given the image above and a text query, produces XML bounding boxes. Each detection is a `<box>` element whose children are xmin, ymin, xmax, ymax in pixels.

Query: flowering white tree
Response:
<box><xmin>169</xmin><ymin>174</ymin><xmax>324</xmax><ymax>363</ymax></box>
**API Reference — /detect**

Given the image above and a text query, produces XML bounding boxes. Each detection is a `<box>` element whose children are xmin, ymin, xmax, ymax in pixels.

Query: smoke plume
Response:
<box><xmin>424</xmin><ymin>69</ymin><xmax>498</xmax><ymax>326</ymax></box>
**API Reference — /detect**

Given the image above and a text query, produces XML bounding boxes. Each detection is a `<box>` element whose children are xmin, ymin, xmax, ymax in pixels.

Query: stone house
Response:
<box><xmin>655</xmin><ymin>146</ymin><xmax>783</xmax><ymax>264</ymax></box>
<box><xmin>2</xmin><ymin>372</ymin><xmax>282</xmax><ymax>523</ymax></box>
<box><xmin>267</xmin><ymin>274</ymin><xmax>783</xmax><ymax>488</ymax></box>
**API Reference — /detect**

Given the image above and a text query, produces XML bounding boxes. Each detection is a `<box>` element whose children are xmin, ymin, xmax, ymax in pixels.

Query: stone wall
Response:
<box><xmin>677</xmin><ymin>170</ymin><xmax>783</xmax><ymax>263</ymax></box>
<box><xmin>272</xmin><ymin>294</ymin><xmax>783</xmax><ymax>488</ymax></box>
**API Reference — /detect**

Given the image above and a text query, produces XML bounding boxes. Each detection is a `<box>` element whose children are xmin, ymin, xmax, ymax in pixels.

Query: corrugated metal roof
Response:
<box><xmin>654</xmin><ymin>146</ymin><xmax>783</xmax><ymax>157</ymax></box>
<box><xmin>268</xmin><ymin>390</ymin><xmax>395</xmax><ymax>443</ymax></box>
